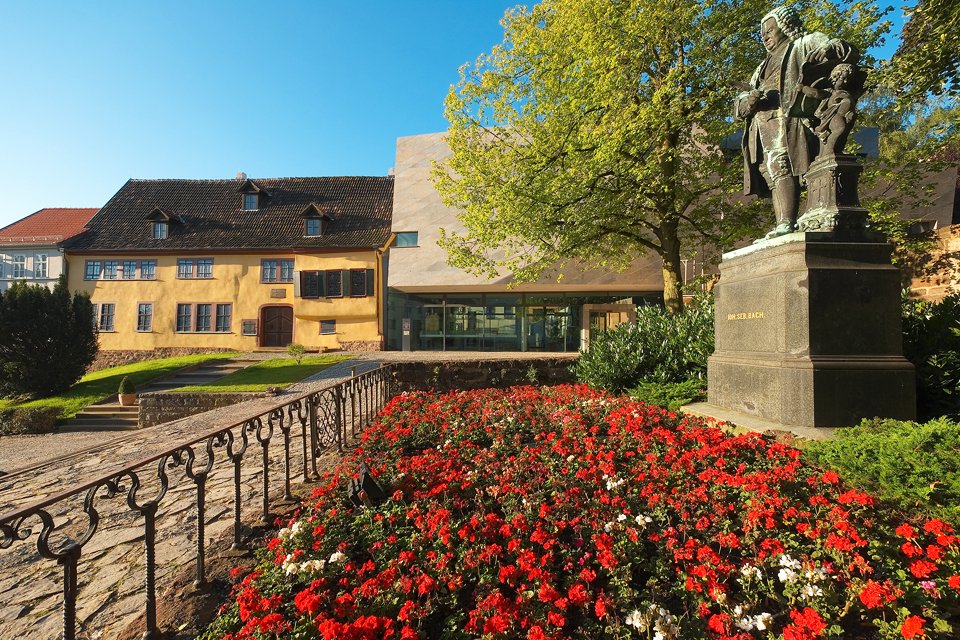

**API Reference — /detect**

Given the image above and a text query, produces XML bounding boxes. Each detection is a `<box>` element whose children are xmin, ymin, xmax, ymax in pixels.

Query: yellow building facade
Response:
<box><xmin>63</xmin><ymin>176</ymin><xmax>394</xmax><ymax>353</ymax></box>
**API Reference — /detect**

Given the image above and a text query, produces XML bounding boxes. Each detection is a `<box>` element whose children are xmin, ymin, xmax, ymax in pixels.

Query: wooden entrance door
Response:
<box><xmin>261</xmin><ymin>306</ymin><xmax>293</xmax><ymax>347</ymax></box>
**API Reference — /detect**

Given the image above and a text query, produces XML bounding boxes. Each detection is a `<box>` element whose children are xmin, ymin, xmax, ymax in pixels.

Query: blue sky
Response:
<box><xmin>0</xmin><ymin>1</ymin><xmax>516</xmax><ymax>228</ymax></box>
<box><xmin>0</xmin><ymin>1</ymin><xmax>903</xmax><ymax>230</ymax></box>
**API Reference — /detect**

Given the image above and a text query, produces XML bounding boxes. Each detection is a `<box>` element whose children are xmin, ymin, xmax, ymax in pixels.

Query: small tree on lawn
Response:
<box><xmin>0</xmin><ymin>277</ymin><xmax>98</xmax><ymax>399</ymax></box>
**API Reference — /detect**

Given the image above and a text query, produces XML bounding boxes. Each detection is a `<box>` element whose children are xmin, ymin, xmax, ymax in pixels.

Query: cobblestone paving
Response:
<box><xmin>0</xmin><ymin>358</ymin><xmax>381</xmax><ymax>640</ymax></box>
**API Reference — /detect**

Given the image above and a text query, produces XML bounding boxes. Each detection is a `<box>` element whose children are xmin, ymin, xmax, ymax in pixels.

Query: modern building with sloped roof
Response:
<box><xmin>0</xmin><ymin>207</ymin><xmax>97</xmax><ymax>292</ymax></box>
<box><xmin>66</xmin><ymin>175</ymin><xmax>394</xmax><ymax>353</ymax></box>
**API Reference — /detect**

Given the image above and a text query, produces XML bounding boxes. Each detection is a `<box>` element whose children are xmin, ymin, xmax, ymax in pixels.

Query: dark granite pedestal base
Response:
<box><xmin>706</xmin><ymin>234</ymin><xmax>915</xmax><ymax>428</ymax></box>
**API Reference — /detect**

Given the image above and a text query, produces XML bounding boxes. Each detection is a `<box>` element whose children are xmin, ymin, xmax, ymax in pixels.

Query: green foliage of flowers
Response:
<box><xmin>628</xmin><ymin>378</ymin><xmax>706</xmax><ymax>411</ymax></box>
<box><xmin>804</xmin><ymin>416</ymin><xmax>960</xmax><ymax>526</ymax></box>
<box><xmin>902</xmin><ymin>292</ymin><xmax>960</xmax><ymax>420</ymax></box>
<box><xmin>203</xmin><ymin>385</ymin><xmax>960</xmax><ymax>640</ymax></box>
<box><xmin>573</xmin><ymin>297</ymin><xmax>714</xmax><ymax>393</ymax></box>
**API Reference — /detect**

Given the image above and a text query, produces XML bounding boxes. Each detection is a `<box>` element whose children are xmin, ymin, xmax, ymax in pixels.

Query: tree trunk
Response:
<box><xmin>660</xmin><ymin>221</ymin><xmax>685</xmax><ymax>314</ymax></box>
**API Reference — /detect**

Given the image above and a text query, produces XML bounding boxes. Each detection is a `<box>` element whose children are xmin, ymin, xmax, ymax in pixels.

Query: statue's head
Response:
<box><xmin>761</xmin><ymin>6</ymin><xmax>805</xmax><ymax>43</ymax></box>
<box><xmin>830</xmin><ymin>63</ymin><xmax>854</xmax><ymax>87</ymax></box>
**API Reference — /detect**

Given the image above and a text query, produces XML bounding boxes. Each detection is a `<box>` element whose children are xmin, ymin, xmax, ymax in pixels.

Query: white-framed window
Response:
<box><xmin>243</xmin><ymin>193</ymin><xmax>258</xmax><ymax>211</ymax></box>
<box><xmin>175</xmin><ymin>303</ymin><xmax>232</xmax><ymax>333</ymax></box>
<box><xmin>177</xmin><ymin>258</ymin><xmax>214</xmax><ymax>279</ymax></box>
<box><xmin>261</xmin><ymin>259</ymin><xmax>294</xmax><ymax>283</ymax></box>
<box><xmin>84</xmin><ymin>260</ymin><xmax>102</xmax><ymax>280</ymax></box>
<box><xmin>394</xmin><ymin>232</ymin><xmax>418</xmax><ymax>247</ymax></box>
<box><xmin>151</xmin><ymin>222</ymin><xmax>168</xmax><ymax>239</ymax></box>
<box><xmin>35</xmin><ymin>254</ymin><xmax>48</xmax><ymax>279</ymax></box>
<box><xmin>137</xmin><ymin>303</ymin><xmax>153</xmax><ymax>332</ymax></box>
<box><xmin>320</xmin><ymin>319</ymin><xmax>336</xmax><ymax>335</ymax></box>
<box><xmin>93</xmin><ymin>303</ymin><xmax>116</xmax><ymax>332</ymax></box>
<box><xmin>102</xmin><ymin>260</ymin><xmax>119</xmax><ymax>280</ymax></box>
<box><xmin>122</xmin><ymin>260</ymin><xmax>138</xmax><ymax>280</ymax></box>
<box><xmin>140</xmin><ymin>260</ymin><xmax>157</xmax><ymax>280</ymax></box>
<box><xmin>305</xmin><ymin>218</ymin><xmax>321</xmax><ymax>236</ymax></box>
<box><xmin>12</xmin><ymin>255</ymin><xmax>25</xmax><ymax>279</ymax></box>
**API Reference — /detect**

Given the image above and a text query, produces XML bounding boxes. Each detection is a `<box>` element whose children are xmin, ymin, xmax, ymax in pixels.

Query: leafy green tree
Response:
<box><xmin>885</xmin><ymin>0</ymin><xmax>960</xmax><ymax>102</ymax></box>
<box><xmin>0</xmin><ymin>277</ymin><xmax>98</xmax><ymax>399</ymax></box>
<box><xmin>433</xmin><ymin>0</ymin><xmax>890</xmax><ymax>312</ymax></box>
<box><xmin>857</xmin><ymin>90</ymin><xmax>959</xmax><ymax>278</ymax></box>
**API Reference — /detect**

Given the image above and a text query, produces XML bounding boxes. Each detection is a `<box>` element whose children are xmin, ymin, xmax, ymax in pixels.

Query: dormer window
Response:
<box><xmin>237</xmin><ymin>178</ymin><xmax>267</xmax><ymax>211</ymax></box>
<box><xmin>301</xmin><ymin>203</ymin><xmax>333</xmax><ymax>237</ymax></box>
<box><xmin>146</xmin><ymin>207</ymin><xmax>179</xmax><ymax>240</ymax></box>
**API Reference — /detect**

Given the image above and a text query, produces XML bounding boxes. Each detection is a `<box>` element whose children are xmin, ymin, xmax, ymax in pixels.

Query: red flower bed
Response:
<box><xmin>202</xmin><ymin>386</ymin><xmax>960</xmax><ymax>639</ymax></box>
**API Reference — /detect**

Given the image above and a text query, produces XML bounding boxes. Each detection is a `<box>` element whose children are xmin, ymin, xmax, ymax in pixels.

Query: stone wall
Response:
<box><xmin>339</xmin><ymin>340</ymin><xmax>384</xmax><ymax>352</ymax></box>
<box><xmin>390</xmin><ymin>358</ymin><xmax>576</xmax><ymax>393</ymax></box>
<box><xmin>89</xmin><ymin>348</ymin><xmax>237</xmax><ymax>373</ymax></box>
<box><xmin>910</xmin><ymin>225</ymin><xmax>960</xmax><ymax>302</ymax></box>
<box><xmin>138</xmin><ymin>391</ymin><xmax>270</xmax><ymax>428</ymax></box>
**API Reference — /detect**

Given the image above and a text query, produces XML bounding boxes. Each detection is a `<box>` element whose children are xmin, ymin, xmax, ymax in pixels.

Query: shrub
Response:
<box><xmin>628</xmin><ymin>378</ymin><xmax>706</xmax><ymax>410</ymax></box>
<box><xmin>901</xmin><ymin>292</ymin><xmax>960</xmax><ymax>420</ymax></box>
<box><xmin>203</xmin><ymin>386</ymin><xmax>960</xmax><ymax>640</ymax></box>
<box><xmin>573</xmin><ymin>296</ymin><xmax>714</xmax><ymax>392</ymax></box>
<box><xmin>804</xmin><ymin>416</ymin><xmax>960</xmax><ymax>526</ymax></box>
<box><xmin>0</xmin><ymin>277</ymin><xmax>98</xmax><ymax>399</ymax></box>
<box><xmin>0</xmin><ymin>406</ymin><xmax>60</xmax><ymax>435</ymax></box>
<box><xmin>118</xmin><ymin>376</ymin><xmax>135</xmax><ymax>395</ymax></box>
<box><xmin>287</xmin><ymin>343</ymin><xmax>306</xmax><ymax>364</ymax></box>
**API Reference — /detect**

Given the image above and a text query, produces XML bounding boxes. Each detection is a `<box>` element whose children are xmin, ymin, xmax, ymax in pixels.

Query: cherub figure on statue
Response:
<box><xmin>798</xmin><ymin>63</ymin><xmax>861</xmax><ymax>159</ymax></box>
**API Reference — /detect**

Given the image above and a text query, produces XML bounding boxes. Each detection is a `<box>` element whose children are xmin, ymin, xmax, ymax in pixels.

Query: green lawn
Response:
<box><xmin>0</xmin><ymin>352</ymin><xmax>241</xmax><ymax>419</ymax></box>
<box><xmin>172</xmin><ymin>355</ymin><xmax>350</xmax><ymax>392</ymax></box>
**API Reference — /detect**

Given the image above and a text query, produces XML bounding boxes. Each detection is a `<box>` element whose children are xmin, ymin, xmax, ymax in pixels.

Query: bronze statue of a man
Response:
<box><xmin>736</xmin><ymin>6</ymin><xmax>857</xmax><ymax>239</ymax></box>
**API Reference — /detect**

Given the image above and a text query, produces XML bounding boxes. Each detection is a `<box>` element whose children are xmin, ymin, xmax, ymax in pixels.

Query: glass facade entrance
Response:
<box><xmin>386</xmin><ymin>290</ymin><xmax>662</xmax><ymax>352</ymax></box>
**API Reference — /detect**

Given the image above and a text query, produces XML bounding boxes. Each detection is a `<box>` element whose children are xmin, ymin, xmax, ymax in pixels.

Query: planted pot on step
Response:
<box><xmin>118</xmin><ymin>376</ymin><xmax>137</xmax><ymax>406</ymax></box>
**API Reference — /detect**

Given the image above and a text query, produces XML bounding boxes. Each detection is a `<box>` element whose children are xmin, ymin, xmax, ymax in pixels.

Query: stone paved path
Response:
<box><xmin>0</xmin><ymin>357</ymin><xmax>382</xmax><ymax>640</ymax></box>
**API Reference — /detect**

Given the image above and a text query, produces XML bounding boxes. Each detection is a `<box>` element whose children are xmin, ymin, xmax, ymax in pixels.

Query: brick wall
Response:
<box><xmin>910</xmin><ymin>225</ymin><xmax>960</xmax><ymax>302</ymax></box>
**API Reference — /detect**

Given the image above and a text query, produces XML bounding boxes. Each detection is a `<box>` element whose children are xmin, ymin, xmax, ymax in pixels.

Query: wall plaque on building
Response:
<box><xmin>270</xmin><ymin>289</ymin><xmax>286</xmax><ymax>298</ymax></box>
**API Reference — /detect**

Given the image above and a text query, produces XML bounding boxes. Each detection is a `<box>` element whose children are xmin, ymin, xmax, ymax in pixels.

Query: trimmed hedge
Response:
<box><xmin>804</xmin><ymin>416</ymin><xmax>960</xmax><ymax>526</ymax></box>
<box><xmin>0</xmin><ymin>406</ymin><xmax>61</xmax><ymax>435</ymax></box>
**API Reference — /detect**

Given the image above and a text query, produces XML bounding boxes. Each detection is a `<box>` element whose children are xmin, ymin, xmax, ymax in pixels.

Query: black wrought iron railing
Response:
<box><xmin>0</xmin><ymin>364</ymin><xmax>395</xmax><ymax>640</ymax></box>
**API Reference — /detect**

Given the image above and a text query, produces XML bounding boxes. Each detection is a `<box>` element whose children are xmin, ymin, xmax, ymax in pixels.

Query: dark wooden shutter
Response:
<box><xmin>365</xmin><ymin>269</ymin><xmax>375</xmax><ymax>296</ymax></box>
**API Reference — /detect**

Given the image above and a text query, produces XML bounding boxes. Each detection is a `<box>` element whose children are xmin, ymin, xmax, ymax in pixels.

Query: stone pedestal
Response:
<box><xmin>707</xmin><ymin>234</ymin><xmax>915</xmax><ymax>428</ymax></box>
<box><xmin>797</xmin><ymin>154</ymin><xmax>869</xmax><ymax>235</ymax></box>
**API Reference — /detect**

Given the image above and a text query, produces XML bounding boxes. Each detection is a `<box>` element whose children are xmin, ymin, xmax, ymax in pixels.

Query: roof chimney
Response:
<box><xmin>236</xmin><ymin>171</ymin><xmax>247</xmax><ymax>180</ymax></box>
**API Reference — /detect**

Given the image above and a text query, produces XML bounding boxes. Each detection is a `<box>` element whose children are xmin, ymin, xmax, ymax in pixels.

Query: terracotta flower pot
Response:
<box><xmin>118</xmin><ymin>393</ymin><xmax>138</xmax><ymax>407</ymax></box>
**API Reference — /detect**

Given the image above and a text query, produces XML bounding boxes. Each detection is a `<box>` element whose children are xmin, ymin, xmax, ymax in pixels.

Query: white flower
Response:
<box><xmin>779</xmin><ymin>554</ymin><xmax>801</xmax><ymax>570</ymax></box>
<box><xmin>740</xmin><ymin>564</ymin><xmax>762</xmax><ymax>580</ymax></box>
<box><xmin>604</xmin><ymin>522</ymin><xmax>614</xmax><ymax>533</ymax></box>
<box><xmin>329</xmin><ymin>551</ymin><xmax>347</xmax><ymax>564</ymax></box>
<box><xmin>617</xmin><ymin>513</ymin><xmax>628</xmax><ymax>522</ymax></box>
<box><xmin>625</xmin><ymin>609</ymin><xmax>646</xmax><ymax>630</ymax></box>
<box><xmin>754</xmin><ymin>613</ymin><xmax>773</xmax><ymax>631</ymax></box>
<box><xmin>736</xmin><ymin>616</ymin><xmax>755</xmax><ymax>631</ymax></box>
<box><xmin>566</xmin><ymin>455</ymin><xmax>575</xmax><ymax>463</ymax></box>
<box><xmin>778</xmin><ymin>567</ymin><xmax>799</xmax><ymax>584</ymax></box>
<box><xmin>635</xmin><ymin>514</ymin><xmax>652</xmax><ymax>526</ymax></box>
<box><xmin>801</xmin><ymin>583</ymin><xmax>824</xmax><ymax>600</ymax></box>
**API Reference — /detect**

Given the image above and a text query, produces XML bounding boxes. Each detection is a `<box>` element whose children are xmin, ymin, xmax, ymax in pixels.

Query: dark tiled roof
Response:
<box><xmin>65</xmin><ymin>177</ymin><xmax>393</xmax><ymax>252</ymax></box>
<box><xmin>0</xmin><ymin>208</ymin><xmax>98</xmax><ymax>244</ymax></box>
